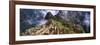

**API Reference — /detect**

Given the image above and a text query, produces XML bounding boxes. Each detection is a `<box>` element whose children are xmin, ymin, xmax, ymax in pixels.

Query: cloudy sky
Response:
<box><xmin>40</xmin><ymin>9</ymin><xmax>59</xmax><ymax>17</ymax></box>
<box><xmin>20</xmin><ymin>9</ymin><xmax>90</xmax><ymax>32</ymax></box>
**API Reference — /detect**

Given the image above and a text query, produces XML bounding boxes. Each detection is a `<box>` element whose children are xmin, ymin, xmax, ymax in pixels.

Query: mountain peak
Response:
<box><xmin>45</xmin><ymin>12</ymin><xmax>54</xmax><ymax>20</ymax></box>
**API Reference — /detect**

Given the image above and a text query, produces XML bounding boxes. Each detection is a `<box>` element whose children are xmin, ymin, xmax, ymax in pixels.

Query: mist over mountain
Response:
<box><xmin>55</xmin><ymin>11</ymin><xmax>90</xmax><ymax>33</ymax></box>
<box><xmin>20</xmin><ymin>9</ymin><xmax>90</xmax><ymax>35</ymax></box>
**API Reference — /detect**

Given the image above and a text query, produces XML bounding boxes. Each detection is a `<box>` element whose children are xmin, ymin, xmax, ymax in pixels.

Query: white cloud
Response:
<box><xmin>41</xmin><ymin>9</ymin><xmax>59</xmax><ymax>17</ymax></box>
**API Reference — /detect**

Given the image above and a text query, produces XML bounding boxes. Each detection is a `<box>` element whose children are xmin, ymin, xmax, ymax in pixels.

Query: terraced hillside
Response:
<box><xmin>21</xmin><ymin>12</ymin><xmax>85</xmax><ymax>36</ymax></box>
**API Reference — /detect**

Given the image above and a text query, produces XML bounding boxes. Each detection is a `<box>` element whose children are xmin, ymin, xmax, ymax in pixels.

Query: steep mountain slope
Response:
<box><xmin>21</xmin><ymin>12</ymin><xmax>85</xmax><ymax>36</ymax></box>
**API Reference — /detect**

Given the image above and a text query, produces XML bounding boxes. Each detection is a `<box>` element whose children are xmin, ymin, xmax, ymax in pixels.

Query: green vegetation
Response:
<box><xmin>21</xmin><ymin>12</ymin><xmax>85</xmax><ymax>36</ymax></box>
